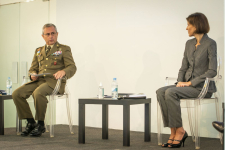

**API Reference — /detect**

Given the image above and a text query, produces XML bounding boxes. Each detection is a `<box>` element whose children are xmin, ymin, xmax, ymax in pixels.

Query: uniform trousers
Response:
<box><xmin>12</xmin><ymin>78</ymin><xmax>53</xmax><ymax>121</ymax></box>
<box><xmin>156</xmin><ymin>85</ymin><xmax>212</xmax><ymax>128</ymax></box>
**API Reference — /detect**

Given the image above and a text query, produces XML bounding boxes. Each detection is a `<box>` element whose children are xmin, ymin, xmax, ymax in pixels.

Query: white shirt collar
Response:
<box><xmin>46</xmin><ymin>44</ymin><xmax>54</xmax><ymax>49</ymax></box>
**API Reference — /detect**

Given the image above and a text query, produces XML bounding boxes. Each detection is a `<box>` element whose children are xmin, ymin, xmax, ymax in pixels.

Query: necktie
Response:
<box><xmin>46</xmin><ymin>46</ymin><xmax>51</xmax><ymax>54</ymax></box>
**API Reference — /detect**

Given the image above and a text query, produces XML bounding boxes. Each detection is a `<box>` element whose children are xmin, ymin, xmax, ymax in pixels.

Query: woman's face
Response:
<box><xmin>186</xmin><ymin>21</ymin><xmax>196</xmax><ymax>37</ymax></box>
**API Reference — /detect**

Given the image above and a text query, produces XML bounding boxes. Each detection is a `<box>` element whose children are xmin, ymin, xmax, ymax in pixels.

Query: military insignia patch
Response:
<box><xmin>51</xmin><ymin>51</ymin><xmax>62</xmax><ymax>56</ymax></box>
<box><xmin>36</xmin><ymin>49</ymin><xmax>41</xmax><ymax>56</ymax></box>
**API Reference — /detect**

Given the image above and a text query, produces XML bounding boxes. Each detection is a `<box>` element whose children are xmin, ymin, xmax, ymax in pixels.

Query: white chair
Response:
<box><xmin>45</xmin><ymin>77</ymin><xmax>74</xmax><ymax>137</ymax></box>
<box><xmin>16</xmin><ymin>77</ymin><xmax>74</xmax><ymax>137</ymax></box>
<box><xmin>157</xmin><ymin>58</ymin><xmax>222</xmax><ymax>149</ymax></box>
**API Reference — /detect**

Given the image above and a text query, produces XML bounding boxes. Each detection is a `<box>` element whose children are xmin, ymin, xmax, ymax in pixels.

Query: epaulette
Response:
<box><xmin>36</xmin><ymin>46</ymin><xmax>43</xmax><ymax>52</ymax></box>
<box><xmin>60</xmin><ymin>44</ymin><xmax>69</xmax><ymax>47</ymax></box>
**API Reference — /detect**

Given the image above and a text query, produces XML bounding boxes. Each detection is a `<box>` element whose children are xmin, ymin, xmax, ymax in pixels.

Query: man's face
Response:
<box><xmin>42</xmin><ymin>26</ymin><xmax>58</xmax><ymax>45</ymax></box>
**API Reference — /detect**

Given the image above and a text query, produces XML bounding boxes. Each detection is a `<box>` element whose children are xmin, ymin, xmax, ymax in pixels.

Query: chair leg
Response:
<box><xmin>45</xmin><ymin>102</ymin><xmax>49</xmax><ymax>133</ymax></box>
<box><xmin>16</xmin><ymin>112</ymin><xmax>22</xmax><ymax>135</ymax></box>
<box><xmin>195</xmin><ymin>99</ymin><xmax>201</xmax><ymax>149</ymax></box>
<box><xmin>186</xmin><ymin>101</ymin><xmax>195</xmax><ymax>142</ymax></box>
<box><xmin>215</xmin><ymin>97</ymin><xmax>223</xmax><ymax>144</ymax></box>
<box><xmin>45</xmin><ymin>124</ymin><xmax>49</xmax><ymax>133</ymax></box>
<box><xmin>66</xmin><ymin>94</ymin><xmax>74</xmax><ymax>134</ymax></box>
<box><xmin>157</xmin><ymin>102</ymin><xmax>162</xmax><ymax>145</ymax></box>
<box><xmin>49</xmin><ymin>95</ymin><xmax>56</xmax><ymax>138</ymax></box>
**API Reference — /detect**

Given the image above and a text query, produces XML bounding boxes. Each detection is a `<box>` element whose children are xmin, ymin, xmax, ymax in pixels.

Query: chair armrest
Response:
<box><xmin>197</xmin><ymin>77</ymin><xmax>217</xmax><ymax>99</ymax></box>
<box><xmin>51</xmin><ymin>76</ymin><xmax>67</xmax><ymax>95</ymax></box>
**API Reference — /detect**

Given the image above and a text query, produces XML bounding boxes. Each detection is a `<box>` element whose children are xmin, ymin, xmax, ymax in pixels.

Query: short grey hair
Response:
<box><xmin>42</xmin><ymin>23</ymin><xmax>58</xmax><ymax>35</ymax></box>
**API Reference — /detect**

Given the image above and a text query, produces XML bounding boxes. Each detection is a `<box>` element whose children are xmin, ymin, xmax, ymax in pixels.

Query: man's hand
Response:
<box><xmin>53</xmin><ymin>70</ymin><xmax>66</xmax><ymax>79</ymax></box>
<box><xmin>176</xmin><ymin>81</ymin><xmax>192</xmax><ymax>87</ymax></box>
<box><xmin>31</xmin><ymin>73</ymin><xmax>38</xmax><ymax>81</ymax></box>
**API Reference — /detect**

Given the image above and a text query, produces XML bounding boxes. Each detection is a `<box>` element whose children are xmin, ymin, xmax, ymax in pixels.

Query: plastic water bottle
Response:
<box><xmin>98</xmin><ymin>82</ymin><xmax>104</xmax><ymax>99</ymax></box>
<box><xmin>6</xmin><ymin>77</ymin><xmax>12</xmax><ymax>95</ymax></box>
<box><xmin>111</xmin><ymin>78</ymin><xmax>118</xmax><ymax>99</ymax></box>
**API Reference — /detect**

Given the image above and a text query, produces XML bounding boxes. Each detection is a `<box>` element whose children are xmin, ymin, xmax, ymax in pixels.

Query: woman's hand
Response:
<box><xmin>176</xmin><ymin>81</ymin><xmax>192</xmax><ymax>87</ymax></box>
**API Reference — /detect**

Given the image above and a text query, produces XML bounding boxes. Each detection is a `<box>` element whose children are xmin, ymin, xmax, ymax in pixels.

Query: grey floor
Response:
<box><xmin>0</xmin><ymin>125</ymin><xmax>222</xmax><ymax>150</ymax></box>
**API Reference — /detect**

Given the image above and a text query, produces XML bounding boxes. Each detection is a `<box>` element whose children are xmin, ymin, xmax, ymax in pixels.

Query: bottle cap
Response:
<box><xmin>99</xmin><ymin>82</ymin><xmax>103</xmax><ymax>86</ymax></box>
<box><xmin>113</xmin><ymin>78</ymin><xmax>116</xmax><ymax>81</ymax></box>
<box><xmin>8</xmin><ymin>77</ymin><xmax>10</xmax><ymax>80</ymax></box>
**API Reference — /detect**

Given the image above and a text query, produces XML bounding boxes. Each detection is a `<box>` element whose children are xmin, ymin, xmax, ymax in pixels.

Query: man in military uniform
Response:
<box><xmin>12</xmin><ymin>23</ymin><xmax>77</xmax><ymax>137</ymax></box>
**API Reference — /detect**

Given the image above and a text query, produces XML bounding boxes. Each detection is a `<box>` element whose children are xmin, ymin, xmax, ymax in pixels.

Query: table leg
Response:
<box><xmin>0</xmin><ymin>99</ymin><xmax>4</xmax><ymax>135</ymax></box>
<box><xmin>79</xmin><ymin>103</ymin><xmax>85</xmax><ymax>143</ymax></box>
<box><xmin>102</xmin><ymin>104</ymin><xmax>108</xmax><ymax>139</ymax></box>
<box><xmin>144</xmin><ymin>103</ymin><xmax>151</xmax><ymax>142</ymax></box>
<box><xmin>123</xmin><ymin>104</ymin><xmax>130</xmax><ymax>146</ymax></box>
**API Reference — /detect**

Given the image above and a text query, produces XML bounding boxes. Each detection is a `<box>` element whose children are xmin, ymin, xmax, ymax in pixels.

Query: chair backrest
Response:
<box><xmin>165</xmin><ymin>77</ymin><xmax>176</xmax><ymax>86</ymax></box>
<box><xmin>195</xmin><ymin>56</ymin><xmax>222</xmax><ymax>99</ymax></box>
<box><xmin>21</xmin><ymin>76</ymin><xmax>30</xmax><ymax>85</ymax></box>
<box><xmin>216</xmin><ymin>56</ymin><xmax>222</xmax><ymax>81</ymax></box>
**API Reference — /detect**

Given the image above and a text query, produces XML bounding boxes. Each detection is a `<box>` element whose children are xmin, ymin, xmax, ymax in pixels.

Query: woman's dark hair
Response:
<box><xmin>186</xmin><ymin>12</ymin><xmax>210</xmax><ymax>34</ymax></box>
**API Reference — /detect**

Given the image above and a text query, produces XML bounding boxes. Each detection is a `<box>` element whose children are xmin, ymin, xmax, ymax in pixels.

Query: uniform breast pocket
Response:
<box><xmin>51</xmin><ymin>56</ymin><xmax>63</xmax><ymax>66</ymax></box>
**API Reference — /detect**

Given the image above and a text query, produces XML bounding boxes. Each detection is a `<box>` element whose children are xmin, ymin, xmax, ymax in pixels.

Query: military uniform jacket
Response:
<box><xmin>177</xmin><ymin>34</ymin><xmax>217</xmax><ymax>93</ymax></box>
<box><xmin>27</xmin><ymin>42</ymin><xmax>77</xmax><ymax>94</ymax></box>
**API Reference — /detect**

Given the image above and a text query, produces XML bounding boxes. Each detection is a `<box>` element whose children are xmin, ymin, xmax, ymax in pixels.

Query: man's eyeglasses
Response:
<box><xmin>43</xmin><ymin>32</ymin><xmax>57</xmax><ymax>37</ymax></box>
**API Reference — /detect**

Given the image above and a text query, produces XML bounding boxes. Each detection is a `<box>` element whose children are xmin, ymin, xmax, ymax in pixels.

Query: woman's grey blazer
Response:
<box><xmin>177</xmin><ymin>34</ymin><xmax>217</xmax><ymax>93</ymax></box>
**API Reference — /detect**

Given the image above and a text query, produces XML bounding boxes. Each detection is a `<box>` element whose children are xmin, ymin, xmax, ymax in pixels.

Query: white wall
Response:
<box><xmin>224</xmin><ymin>0</ymin><xmax>225</xmax><ymax>146</ymax></box>
<box><xmin>56</xmin><ymin>0</ymin><xmax>224</xmax><ymax>138</ymax></box>
<box><xmin>0</xmin><ymin>0</ymin><xmax>23</xmax><ymax>5</ymax></box>
<box><xmin>19</xmin><ymin>0</ymin><xmax>49</xmax><ymax>71</ymax></box>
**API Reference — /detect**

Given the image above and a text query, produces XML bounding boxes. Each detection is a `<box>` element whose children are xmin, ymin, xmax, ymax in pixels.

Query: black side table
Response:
<box><xmin>78</xmin><ymin>98</ymin><xmax>151</xmax><ymax>146</ymax></box>
<box><xmin>0</xmin><ymin>95</ymin><xmax>12</xmax><ymax>135</ymax></box>
<box><xmin>0</xmin><ymin>95</ymin><xmax>22</xmax><ymax>135</ymax></box>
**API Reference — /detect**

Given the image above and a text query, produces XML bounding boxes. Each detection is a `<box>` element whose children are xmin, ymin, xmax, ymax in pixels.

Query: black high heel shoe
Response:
<box><xmin>169</xmin><ymin>131</ymin><xmax>188</xmax><ymax>148</ymax></box>
<box><xmin>161</xmin><ymin>139</ymin><xmax>173</xmax><ymax>147</ymax></box>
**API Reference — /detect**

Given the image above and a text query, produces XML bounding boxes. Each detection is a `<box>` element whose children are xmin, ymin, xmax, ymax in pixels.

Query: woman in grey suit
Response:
<box><xmin>156</xmin><ymin>12</ymin><xmax>217</xmax><ymax>148</ymax></box>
